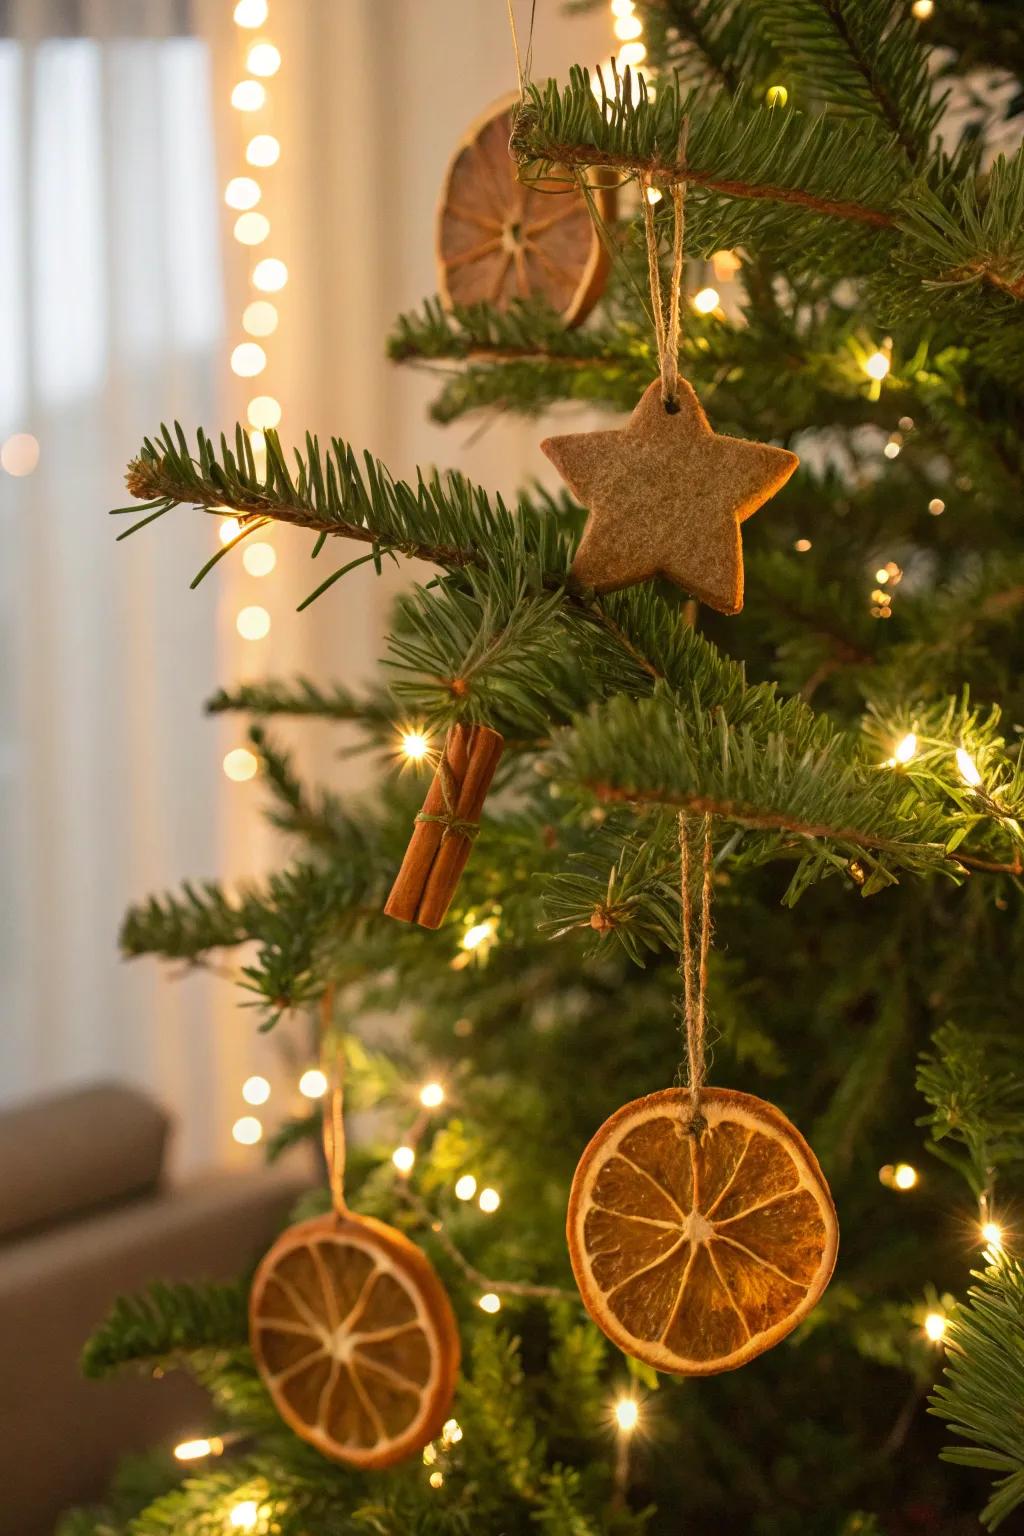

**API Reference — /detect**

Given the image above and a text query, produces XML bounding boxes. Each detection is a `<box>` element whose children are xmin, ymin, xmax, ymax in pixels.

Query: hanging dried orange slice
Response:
<box><xmin>250</xmin><ymin>1212</ymin><xmax>460</xmax><ymax>1468</ymax></box>
<box><xmin>437</xmin><ymin>94</ymin><xmax>614</xmax><ymax>327</ymax></box>
<box><xmin>567</xmin><ymin>1088</ymin><xmax>837</xmax><ymax>1375</ymax></box>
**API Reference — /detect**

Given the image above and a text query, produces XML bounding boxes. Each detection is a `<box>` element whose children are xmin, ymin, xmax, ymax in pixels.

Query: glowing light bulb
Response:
<box><xmin>229</xmin><ymin>1503</ymin><xmax>258</xmax><ymax>1532</ymax></box>
<box><xmin>693</xmin><ymin>286</ymin><xmax>720</xmax><ymax>314</ymax></box>
<box><xmin>219</xmin><ymin>517</ymin><xmax>242</xmax><ymax>544</ymax></box>
<box><xmin>478</xmin><ymin>1292</ymin><xmax>501</xmax><ymax>1313</ymax></box>
<box><xmin>392</xmin><ymin>1144</ymin><xmax>416</xmax><ymax>1175</ymax></box>
<box><xmin>614</xmin><ymin>14</ymin><xmax>643</xmax><ymax>39</ymax></box>
<box><xmin>617</xmin><ymin>41</ymin><xmax>646</xmax><ymax>66</ymax></box>
<box><xmin>233</xmin><ymin>212</ymin><xmax>270</xmax><ymax>246</ymax></box>
<box><xmin>455</xmin><ymin>1174</ymin><xmax>477</xmax><ymax>1201</ymax></box>
<box><xmin>614</xmin><ymin>1397</ymin><xmax>639</xmax><ymax>1432</ymax></box>
<box><xmin>462</xmin><ymin>919</ymin><xmax>496</xmax><ymax>951</ymax></box>
<box><xmin>928</xmin><ymin>498</ymin><xmax>945</xmax><ymax>516</ymax></box>
<box><xmin>242</xmin><ymin>542</ymin><xmax>277</xmax><ymax>577</ymax></box>
<box><xmin>246</xmin><ymin>134</ymin><xmax>280</xmax><ymax>168</ymax></box>
<box><xmin>894</xmin><ymin>733</ymin><xmax>918</xmax><ymax>765</ymax></box>
<box><xmin>247</xmin><ymin>395</ymin><xmax>282</xmax><ymax>429</ymax></box>
<box><xmin>233</xmin><ymin>0</ymin><xmax>268</xmax><ymax>24</ymax></box>
<box><xmin>225</xmin><ymin>176</ymin><xmax>261</xmax><ymax>210</ymax></box>
<box><xmin>611</xmin><ymin>0</ymin><xmax>635</xmax><ymax>15</ymax></box>
<box><xmin>875</xmin><ymin>568</ymin><xmax>890</xmax><ymax>583</ymax></box>
<box><xmin>223</xmin><ymin>747</ymin><xmax>258</xmax><ymax>782</ymax></box>
<box><xmin>924</xmin><ymin>1311</ymin><xmax>947</xmax><ymax>1341</ymax></box>
<box><xmin>243</xmin><ymin>300</ymin><xmax>278</xmax><ymax>337</ymax></box>
<box><xmin>252</xmin><ymin>257</ymin><xmax>288</xmax><ymax>292</ymax></box>
<box><xmin>247</xmin><ymin>42</ymin><xmax>281</xmax><ymax>77</ymax></box>
<box><xmin>429</xmin><ymin>1471</ymin><xmax>444</xmax><ymax>1489</ymax></box>
<box><xmin>766</xmin><ymin>84</ymin><xmax>788</xmax><ymax>107</ymax></box>
<box><xmin>1</xmin><ymin>432</ymin><xmax>40</xmax><ymax>476</ymax></box>
<box><xmin>912</xmin><ymin>0</ymin><xmax>934</xmax><ymax>17</ymax></box>
<box><xmin>893</xmin><ymin>1163</ymin><xmax>918</xmax><ymax>1190</ymax></box>
<box><xmin>231</xmin><ymin>79</ymin><xmax>266</xmax><ymax>111</ymax></box>
<box><xmin>794</xmin><ymin>538</ymin><xmax>812</xmax><ymax>553</ymax></box>
<box><xmin>645</xmin><ymin>186</ymin><xmax>663</xmax><ymax>205</ymax></box>
<box><xmin>299</xmin><ymin>1068</ymin><xmax>328</xmax><ymax>1099</ymax></box>
<box><xmin>231</xmin><ymin>342</ymin><xmax>267</xmax><ymax>378</ymax></box>
<box><xmin>232</xmin><ymin>1115</ymin><xmax>262</xmax><ymax>1146</ymax></box>
<box><xmin>956</xmin><ymin>748</ymin><xmax>982</xmax><ymax>788</ymax></box>
<box><xmin>883</xmin><ymin>441</ymin><xmax>900</xmax><ymax>459</ymax></box>
<box><xmin>420</xmin><ymin>1081</ymin><xmax>445</xmax><ymax>1109</ymax></box>
<box><xmin>981</xmin><ymin>1221</ymin><xmax>1003</xmax><ymax>1249</ymax></box>
<box><xmin>174</xmin><ymin>1436</ymin><xmax>224</xmax><ymax>1460</ymax></box>
<box><xmin>478</xmin><ymin>1187</ymin><xmax>501</xmax><ymax>1213</ymax></box>
<box><xmin>864</xmin><ymin>350</ymin><xmax>891</xmax><ymax>381</ymax></box>
<box><xmin>242</xmin><ymin>1075</ymin><xmax>270</xmax><ymax>1106</ymax></box>
<box><xmin>236</xmin><ymin>605</ymin><xmax>271</xmax><ymax>640</ymax></box>
<box><xmin>401</xmin><ymin>731</ymin><xmax>430</xmax><ymax>760</ymax></box>
<box><xmin>442</xmin><ymin>1418</ymin><xmax>463</xmax><ymax>1445</ymax></box>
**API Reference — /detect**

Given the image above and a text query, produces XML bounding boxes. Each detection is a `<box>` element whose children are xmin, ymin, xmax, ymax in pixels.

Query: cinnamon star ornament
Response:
<box><xmin>541</xmin><ymin>379</ymin><xmax>799</xmax><ymax>614</ymax></box>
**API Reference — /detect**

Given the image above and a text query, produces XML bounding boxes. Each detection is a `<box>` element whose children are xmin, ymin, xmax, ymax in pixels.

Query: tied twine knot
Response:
<box><xmin>415</xmin><ymin>745</ymin><xmax>481</xmax><ymax>842</ymax></box>
<box><xmin>678</xmin><ymin>810</ymin><xmax>713</xmax><ymax>1136</ymax></box>
<box><xmin>640</xmin><ymin>122</ymin><xmax>689</xmax><ymax>413</ymax></box>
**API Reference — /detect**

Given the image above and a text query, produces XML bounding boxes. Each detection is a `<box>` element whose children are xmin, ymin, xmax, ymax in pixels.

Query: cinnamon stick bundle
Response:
<box><xmin>384</xmin><ymin>723</ymin><xmax>504</xmax><ymax>929</ymax></box>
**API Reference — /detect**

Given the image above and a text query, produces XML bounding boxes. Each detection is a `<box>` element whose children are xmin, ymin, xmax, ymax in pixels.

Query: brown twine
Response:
<box><xmin>678</xmin><ymin>811</ymin><xmax>713</xmax><ymax>1134</ymax></box>
<box><xmin>415</xmin><ymin>736</ymin><xmax>481</xmax><ymax>842</ymax></box>
<box><xmin>640</xmin><ymin>120</ymin><xmax>689</xmax><ymax>411</ymax></box>
<box><xmin>319</xmin><ymin>984</ymin><xmax>348</xmax><ymax>1216</ymax></box>
<box><xmin>506</xmin><ymin>0</ymin><xmax>536</xmax><ymax>98</ymax></box>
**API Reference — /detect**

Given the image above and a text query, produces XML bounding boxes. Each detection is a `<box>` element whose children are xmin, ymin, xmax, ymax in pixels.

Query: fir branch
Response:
<box><xmin>206</xmin><ymin>677</ymin><xmax>394</xmax><ymax>728</ymax></box>
<box><xmin>82</xmin><ymin>1280</ymin><xmax>248</xmax><ymax>1379</ymax></box>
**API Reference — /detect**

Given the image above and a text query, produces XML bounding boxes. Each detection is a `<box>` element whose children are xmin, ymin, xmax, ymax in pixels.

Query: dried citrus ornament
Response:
<box><xmin>436</xmin><ymin>94</ymin><xmax>614</xmax><ymax>326</ymax></box>
<box><xmin>567</xmin><ymin>1086</ymin><xmax>838</xmax><ymax>1375</ymax></box>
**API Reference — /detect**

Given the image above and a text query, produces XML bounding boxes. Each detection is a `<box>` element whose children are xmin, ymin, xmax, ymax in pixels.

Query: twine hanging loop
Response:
<box><xmin>319</xmin><ymin>984</ymin><xmax>348</xmax><ymax>1217</ymax></box>
<box><xmin>678</xmin><ymin>810</ymin><xmax>713</xmax><ymax>1134</ymax></box>
<box><xmin>640</xmin><ymin>121</ymin><xmax>689</xmax><ymax>411</ymax></box>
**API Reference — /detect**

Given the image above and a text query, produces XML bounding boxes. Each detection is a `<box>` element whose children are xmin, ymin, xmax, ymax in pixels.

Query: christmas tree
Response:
<box><xmin>69</xmin><ymin>3</ymin><xmax>1024</xmax><ymax>1533</ymax></box>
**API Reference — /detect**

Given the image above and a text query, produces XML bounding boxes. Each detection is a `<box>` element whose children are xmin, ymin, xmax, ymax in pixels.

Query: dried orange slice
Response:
<box><xmin>567</xmin><ymin>1088</ymin><xmax>837</xmax><ymax>1375</ymax></box>
<box><xmin>437</xmin><ymin>94</ymin><xmax>614</xmax><ymax>327</ymax></box>
<box><xmin>250</xmin><ymin>1212</ymin><xmax>459</xmax><ymax>1468</ymax></box>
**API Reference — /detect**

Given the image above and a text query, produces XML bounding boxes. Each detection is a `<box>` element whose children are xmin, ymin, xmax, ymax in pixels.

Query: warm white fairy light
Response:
<box><xmin>233</xmin><ymin>212</ymin><xmax>270</xmax><ymax>246</ymax></box>
<box><xmin>236</xmin><ymin>605</ymin><xmax>271</xmax><ymax>640</ymax></box>
<box><xmin>455</xmin><ymin>1174</ymin><xmax>477</xmax><ymax>1201</ymax></box>
<box><xmin>956</xmin><ymin>748</ymin><xmax>982</xmax><ymax>788</ymax></box>
<box><xmin>299</xmin><ymin>1068</ymin><xmax>328</xmax><ymax>1099</ymax></box>
<box><xmin>478</xmin><ymin>1187</ymin><xmax>501</xmax><ymax>1213</ymax></box>
<box><xmin>1</xmin><ymin>432</ymin><xmax>40</xmax><ymax>476</ymax></box>
<box><xmin>614</xmin><ymin>1398</ymin><xmax>640</xmax><ymax>1432</ymax></box>
<box><xmin>231</xmin><ymin>79</ymin><xmax>266</xmax><ymax>111</ymax></box>
<box><xmin>693</xmin><ymin>286</ymin><xmax>720</xmax><ymax>314</ymax></box>
<box><xmin>392</xmin><ymin>1144</ymin><xmax>416</xmax><ymax>1175</ymax></box>
<box><xmin>232</xmin><ymin>1115</ymin><xmax>262</xmax><ymax>1146</ymax></box>
<box><xmin>231</xmin><ymin>342</ymin><xmax>267</xmax><ymax>377</ymax></box>
<box><xmin>924</xmin><ymin>1311</ymin><xmax>947</xmax><ymax>1342</ymax></box>
<box><xmin>794</xmin><ymin>538</ymin><xmax>812</xmax><ymax>553</ymax></box>
<box><xmin>864</xmin><ymin>349</ymin><xmax>891</xmax><ymax>381</ymax></box>
<box><xmin>252</xmin><ymin>257</ymin><xmax>288</xmax><ymax>291</ymax></box>
<box><xmin>247</xmin><ymin>395</ymin><xmax>282</xmax><ymax>429</ymax></box>
<box><xmin>912</xmin><ymin>0</ymin><xmax>934</xmax><ymax>17</ymax></box>
<box><xmin>225</xmin><ymin>176</ymin><xmax>261</xmax><ymax>210</ymax></box>
<box><xmin>246</xmin><ymin>41</ymin><xmax>281</xmax><ymax>76</ymax></box>
<box><xmin>614</xmin><ymin>13</ymin><xmax>643</xmax><ymax>39</ymax></box>
<box><xmin>478</xmin><ymin>1292</ymin><xmax>501</xmax><ymax>1313</ymax></box>
<box><xmin>223</xmin><ymin>747</ymin><xmax>258</xmax><ymax>782</ymax></box>
<box><xmin>883</xmin><ymin>440</ymin><xmax>900</xmax><ymax>459</ymax></box>
<box><xmin>420</xmin><ymin>1081</ymin><xmax>445</xmax><ymax>1109</ymax></box>
<box><xmin>610</xmin><ymin>0</ymin><xmax>635</xmax><ymax>15</ymax></box>
<box><xmin>429</xmin><ymin>1471</ymin><xmax>444</xmax><ymax>1489</ymax></box>
<box><xmin>981</xmin><ymin>1221</ymin><xmax>1003</xmax><ymax>1250</ymax></box>
<box><xmin>401</xmin><ymin>730</ymin><xmax>430</xmax><ymax>761</ymax></box>
<box><xmin>233</xmin><ymin>0</ymin><xmax>268</xmax><ymax>24</ymax></box>
<box><xmin>219</xmin><ymin>516</ymin><xmax>243</xmax><ymax>544</ymax></box>
<box><xmin>618</xmin><ymin>40</ymin><xmax>646</xmax><ymax>67</ymax></box>
<box><xmin>242</xmin><ymin>542</ymin><xmax>276</xmax><ymax>577</ymax></box>
<box><xmin>441</xmin><ymin>1418</ymin><xmax>463</xmax><ymax>1447</ymax></box>
<box><xmin>765</xmin><ymin>84</ymin><xmax>789</xmax><ymax>107</ymax></box>
<box><xmin>645</xmin><ymin>186</ymin><xmax>663</xmax><ymax>205</ymax></box>
<box><xmin>928</xmin><ymin>497</ymin><xmax>945</xmax><ymax>516</ymax></box>
<box><xmin>462</xmin><ymin>918</ymin><xmax>497</xmax><ymax>951</ymax></box>
<box><xmin>229</xmin><ymin>1503</ymin><xmax>259</xmax><ymax>1532</ymax></box>
<box><xmin>242</xmin><ymin>1075</ymin><xmax>271</xmax><ymax>1106</ymax></box>
<box><xmin>243</xmin><ymin>300</ymin><xmax>278</xmax><ymax>337</ymax></box>
<box><xmin>893</xmin><ymin>733</ymin><xmax>918</xmax><ymax>765</ymax></box>
<box><xmin>893</xmin><ymin>1162</ymin><xmax>918</xmax><ymax>1190</ymax></box>
<box><xmin>174</xmin><ymin>1436</ymin><xmax>224</xmax><ymax>1461</ymax></box>
<box><xmin>246</xmin><ymin>133</ymin><xmax>280</xmax><ymax>167</ymax></box>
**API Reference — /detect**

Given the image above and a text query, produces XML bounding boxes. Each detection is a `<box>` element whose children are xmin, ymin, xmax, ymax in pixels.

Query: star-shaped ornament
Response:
<box><xmin>541</xmin><ymin>379</ymin><xmax>799</xmax><ymax>614</ymax></box>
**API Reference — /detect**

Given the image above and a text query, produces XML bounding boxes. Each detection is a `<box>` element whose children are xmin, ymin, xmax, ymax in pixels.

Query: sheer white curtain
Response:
<box><xmin>1</xmin><ymin>0</ymin><xmax>610</xmax><ymax>1172</ymax></box>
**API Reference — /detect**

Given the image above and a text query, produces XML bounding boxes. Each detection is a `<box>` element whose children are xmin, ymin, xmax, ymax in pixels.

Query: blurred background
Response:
<box><xmin>0</xmin><ymin>0</ymin><xmax>610</xmax><ymax>1173</ymax></box>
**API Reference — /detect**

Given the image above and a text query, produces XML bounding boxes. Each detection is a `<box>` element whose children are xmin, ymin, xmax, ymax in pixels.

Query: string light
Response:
<box><xmin>232</xmin><ymin>1115</ymin><xmax>262</xmax><ymax>1146</ymax></box>
<box><xmin>893</xmin><ymin>733</ymin><xmax>918</xmax><ymax>765</ymax></box>
<box><xmin>233</xmin><ymin>212</ymin><xmax>270</xmax><ymax>246</ymax></box>
<box><xmin>242</xmin><ymin>300</ymin><xmax>278</xmax><ymax>337</ymax></box>
<box><xmin>392</xmin><ymin>1145</ymin><xmax>416</xmax><ymax>1175</ymax></box>
<box><xmin>883</xmin><ymin>439</ymin><xmax>900</xmax><ymax>459</ymax></box>
<box><xmin>174</xmin><ymin>1436</ymin><xmax>224</xmax><ymax>1461</ymax></box>
<box><xmin>864</xmin><ymin>349</ymin><xmax>891</xmax><ymax>381</ymax></box>
<box><xmin>441</xmin><ymin>1418</ymin><xmax>463</xmax><ymax>1446</ymax></box>
<box><xmin>229</xmin><ymin>1503</ymin><xmax>259</xmax><ymax>1532</ymax></box>
<box><xmin>252</xmin><ymin>257</ymin><xmax>288</xmax><ymax>291</ymax></box>
<box><xmin>401</xmin><ymin>731</ymin><xmax>430</xmax><ymax>761</ymax></box>
<box><xmin>246</xmin><ymin>134</ymin><xmax>280</xmax><ymax>167</ymax></box>
<box><xmin>298</xmin><ymin>1068</ymin><xmax>328</xmax><ymax>1099</ymax></box>
<box><xmin>231</xmin><ymin>79</ymin><xmax>266</xmax><ymax>111</ymax></box>
<box><xmin>231</xmin><ymin>342</ymin><xmax>267</xmax><ymax>377</ymax></box>
<box><xmin>1</xmin><ymin>432</ymin><xmax>40</xmax><ymax>476</ymax></box>
<box><xmin>610</xmin><ymin>0</ymin><xmax>635</xmax><ymax>14</ymax></box>
<box><xmin>219</xmin><ymin>516</ymin><xmax>243</xmax><ymax>544</ymax></box>
<box><xmin>246</xmin><ymin>42</ymin><xmax>281</xmax><ymax>77</ymax></box>
<box><xmin>236</xmin><ymin>605</ymin><xmax>271</xmax><ymax>640</ymax></box>
<box><xmin>893</xmin><ymin>1162</ymin><xmax>918</xmax><ymax>1190</ymax></box>
<box><xmin>693</xmin><ymin>286</ymin><xmax>720</xmax><ymax>314</ymax></box>
<box><xmin>912</xmin><ymin>0</ymin><xmax>934</xmax><ymax>17</ymax></box>
<box><xmin>462</xmin><ymin>918</ymin><xmax>497</xmax><ymax>951</ymax></box>
<box><xmin>956</xmin><ymin>747</ymin><xmax>982</xmax><ymax>788</ymax></box>
<box><xmin>247</xmin><ymin>395</ymin><xmax>282</xmax><ymax>429</ymax></box>
<box><xmin>614</xmin><ymin>1398</ymin><xmax>640</xmax><ymax>1432</ymax></box>
<box><xmin>794</xmin><ymin>538</ymin><xmax>812</xmax><ymax>553</ymax></box>
<box><xmin>223</xmin><ymin>747</ymin><xmax>258</xmax><ymax>782</ymax></box>
<box><xmin>924</xmin><ymin>1311</ymin><xmax>947</xmax><ymax>1342</ymax></box>
<box><xmin>614</xmin><ymin>13</ymin><xmax>643</xmax><ymax>39</ymax></box>
<box><xmin>420</xmin><ymin>1081</ymin><xmax>445</xmax><ymax>1109</ymax></box>
<box><xmin>618</xmin><ymin>41</ymin><xmax>646</xmax><ymax>67</ymax></box>
<box><xmin>478</xmin><ymin>1187</ymin><xmax>501</xmax><ymax>1213</ymax></box>
<box><xmin>645</xmin><ymin>186</ymin><xmax>663</xmax><ymax>205</ymax></box>
<box><xmin>454</xmin><ymin>1174</ymin><xmax>478</xmax><ymax>1201</ymax></box>
<box><xmin>225</xmin><ymin>176</ymin><xmax>261</xmax><ymax>210</ymax></box>
<box><xmin>429</xmin><ymin>1471</ymin><xmax>444</xmax><ymax>1489</ymax></box>
<box><xmin>928</xmin><ymin>497</ymin><xmax>945</xmax><ymax>516</ymax></box>
<box><xmin>242</xmin><ymin>1075</ymin><xmax>271</xmax><ymax>1106</ymax></box>
<box><xmin>765</xmin><ymin>84</ymin><xmax>789</xmax><ymax>107</ymax></box>
<box><xmin>478</xmin><ymin>1292</ymin><xmax>501</xmax><ymax>1313</ymax></box>
<box><xmin>981</xmin><ymin>1221</ymin><xmax>1003</xmax><ymax>1250</ymax></box>
<box><xmin>233</xmin><ymin>0</ymin><xmax>268</xmax><ymax>24</ymax></box>
<box><xmin>242</xmin><ymin>542</ymin><xmax>276</xmax><ymax>577</ymax></box>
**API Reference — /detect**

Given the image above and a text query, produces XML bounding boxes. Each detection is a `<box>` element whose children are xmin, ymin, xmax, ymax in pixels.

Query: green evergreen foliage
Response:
<box><xmin>78</xmin><ymin>2</ymin><xmax>1024</xmax><ymax>1532</ymax></box>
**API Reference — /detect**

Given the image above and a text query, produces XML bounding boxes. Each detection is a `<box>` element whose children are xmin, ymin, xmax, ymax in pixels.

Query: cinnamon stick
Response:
<box><xmin>384</xmin><ymin>724</ymin><xmax>504</xmax><ymax>929</ymax></box>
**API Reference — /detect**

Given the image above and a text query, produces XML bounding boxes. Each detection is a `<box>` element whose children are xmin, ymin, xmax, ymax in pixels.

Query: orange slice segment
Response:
<box><xmin>250</xmin><ymin>1212</ymin><xmax>459</xmax><ymax>1468</ymax></box>
<box><xmin>567</xmin><ymin>1088</ymin><xmax>837</xmax><ymax>1375</ymax></box>
<box><xmin>436</xmin><ymin>94</ymin><xmax>614</xmax><ymax>327</ymax></box>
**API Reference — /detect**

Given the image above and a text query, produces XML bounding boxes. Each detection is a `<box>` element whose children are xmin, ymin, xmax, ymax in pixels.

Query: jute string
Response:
<box><xmin>320</xmin><ymin>984</ymin><xmax>348</xmax><ymax>1216</ymax></box>
<box><xmin>415</xmin><ymin>731</ymin><xmax>481</xmax><ymax>843</ymax></box>
<box><xmin>640</xmin><ymin>122</ymin><xmax>689</xmax><ymax>411</ymax></box>
<box><xmin>678</xmin><ymin>811</ymin><xmax>713</xmax><ymax>1134</ymax></box>
<box><xmin>506</xmin><ymin>0</ymin><xmax>536</xmax><ymax>97</ymax></box>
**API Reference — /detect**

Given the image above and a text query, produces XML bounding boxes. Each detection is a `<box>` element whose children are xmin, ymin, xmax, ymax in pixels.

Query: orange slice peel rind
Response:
<box><xmin>567</xmin><ymin>1087</ymin><xmax>838</xmax><ymax>1375</ymax></box>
